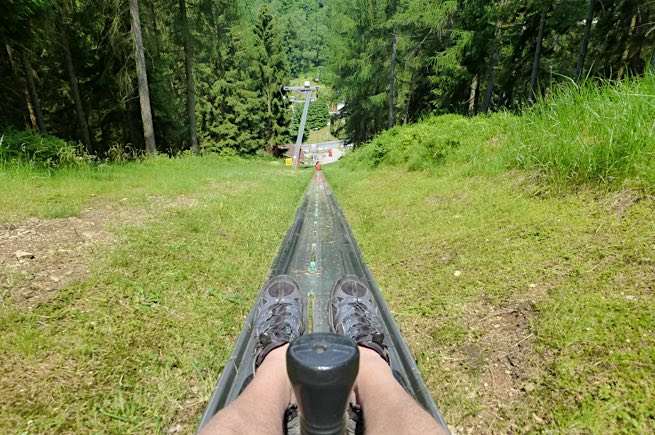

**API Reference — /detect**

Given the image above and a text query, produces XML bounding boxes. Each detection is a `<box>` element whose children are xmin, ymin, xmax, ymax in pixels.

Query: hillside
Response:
<box><xmin>324</xmin><ymin>76</ymin><xmax>655</xmax><ymax>432</ymax></box>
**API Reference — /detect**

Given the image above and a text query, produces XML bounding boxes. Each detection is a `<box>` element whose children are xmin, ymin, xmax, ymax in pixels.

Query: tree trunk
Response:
<box><xmin>387</xmin><ymin>0</ymin><xmax>398</xmax><ymax>129</ymax></box>
<box><xmin>388</xmin><ymin>23</ymin><xmax>397</xmax><ymax>129</ymax></box>
<box><xmin>128</xmin><ymin>0</ymin><xmax>156</xmax><ymax>153</ymax></box>
<box><xmin>5</xmin><ymin>43</ymin><xmax>36</xmax><ymax>129</ymax></box>
<box><xmin>528</xmin><ymin>1</ymin><xmax>550</xmax><ymax>102</ymax></box>
<box><xmin>20</xmin><ymin>48</ymin><xmax>47</xmax><ymax>133</ymax></box>
<box><xmin>147</xmin><ymin>0</ymin><xmax>161</xmax><ymax>62</ymax></box>
<box><xmin>468</xmin><ymin>74</ymin><xmax>479</xmax><ymax>115</ymax></box>
<box><xmin>618</xmin><ymin>9</ymin><xmax>638</xmax><ymax>79</ymax></box>
<box><xmin>59</xmin><ymin>23</ymin><xmax>93</xmax><ymax>153</ymax></box>
<box><xmin>179</xmin><ymin>0</ymin><xmax>199</xmax><ymax>154</ymax></box>
<box><xmin>482</xmin><ymin>41</ymin><xmax>499</xmax><ymax>113</ymax></box>
<box><xmin>575</xmin><ymin>0</ymin><xmax>595</xmax><ymax>83</ymax></box>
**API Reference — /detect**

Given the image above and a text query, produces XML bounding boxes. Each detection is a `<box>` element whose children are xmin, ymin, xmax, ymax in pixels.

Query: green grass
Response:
<box><xmin>506</xmin><ymin>75</ymin><xmax>655</xmax><ymax>189</ymax></box>
<box><xmin>0</xmin><ymin>155</ymin><xmax>285</xmax><ymax>222</ymax></box>
<box><xmin>307</xmin><ymin>126</ymin><xmax>337</xmax><ymax>144</ymax></box>
<box><xmin>340</xmin><ymin>113</ymin><xmax>511</xmax><ymax>175</ymax></box>
<box><xmin>0</xmin><ymin>156</ymin><xmax>312</xmax><ymax>433</ymax></box>
<box><xmin>342</xmin><ymin>75</ymin><xmax>655</xmax><ymax>192</ymax></box>
<box><xmin>325</xmin><ymin>142</ymin><xmax>655</xmax><ymax>430</ymax></box>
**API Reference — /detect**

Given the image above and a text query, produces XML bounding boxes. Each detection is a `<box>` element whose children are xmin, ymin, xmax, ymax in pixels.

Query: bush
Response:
<box><xmin>0</xmin><ymin>128</ymin><xmax>84</xmax><ymax>167</ymax></box>
<box><xmin>340</xmin><ymin>114</ymin><xmax>504</xmax><ymax>172</ymax></box>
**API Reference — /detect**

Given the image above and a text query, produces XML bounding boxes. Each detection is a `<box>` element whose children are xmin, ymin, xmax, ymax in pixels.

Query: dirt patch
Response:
<box><xmin>474</xmin><ymin>305</ymin><xmax>537</xmax><ymax>429</ymax></box>
<box><xmin>148</xmin><ymin>195</ymin><xmax>199</xmax><ymax>209</ymax></box>
<box><xmin>0</xmin><ymin>196</ymin><xmax>194</xmax><ymax>308</ymax></box>
<box><xmin>205</xmin><ymin>180</ymin><xmax>260</xmax><ymax>196</ymax></box>
<box><xmin>449</xmin><ymin>285</ymin><xmax>550</xmax><ymax>433</ymax></box>
<box><xmin>603</xmin><ymin>189</ymin><xmax>643</xmax><ymax>218</ymax></box>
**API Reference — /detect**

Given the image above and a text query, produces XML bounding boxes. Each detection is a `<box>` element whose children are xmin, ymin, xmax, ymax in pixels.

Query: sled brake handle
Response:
<box><xmin>287</xmin><ymin>333</ymin><xmax>359</xmax><ymax>435</ymax></box>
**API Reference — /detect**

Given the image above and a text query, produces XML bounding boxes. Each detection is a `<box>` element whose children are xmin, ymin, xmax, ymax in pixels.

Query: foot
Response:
<box><xmin>253</xmin><ymin>275</ymin><xmax>306</xmax><ymax>369</ymax></box>
<box><xmin>329</xmin><ymin>275</ymin><xmax>389</xmax><ymax>363</ymax></box>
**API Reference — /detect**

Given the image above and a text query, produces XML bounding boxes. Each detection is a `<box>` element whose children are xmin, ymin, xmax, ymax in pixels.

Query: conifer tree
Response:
<box><xmin>331</xmin><ymin>0</ymin><xmax>389</xmax><ymax>144</ymax></box>
<box><xmin>252</xmin><ymin>5</ymin><xmax>291</xmax><ymax>156</ymax></box>
<box><xmin>196</xmin><ymin>31</ymin><xmax>263</xmax><ymax>154</ymax></box>
<box><xmin>178</xmin><ymin>0</ymin><xmax>198</xmax><ymax>154</ymax></box>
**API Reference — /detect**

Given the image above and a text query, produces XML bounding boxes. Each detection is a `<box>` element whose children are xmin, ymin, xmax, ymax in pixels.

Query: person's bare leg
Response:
<box><xmin>199</xmin><ymin>345</ymin><xmax>292</xmax><ymax>435</ymax></box>
<box><xmin>355</xmin><ymin>347</ymin><xmax>447</xmax><ymax>435</ymax></box>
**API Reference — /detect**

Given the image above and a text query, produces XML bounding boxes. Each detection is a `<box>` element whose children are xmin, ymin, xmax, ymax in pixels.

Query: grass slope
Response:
<box><xmin>344</xmin><ymin>75</ymin><xmax>655</xmax><ymax>192</ymax></box>
<box><xmin>0</xmin><ymin>157</ymin><xmax>311</xmax><ymax>433</ymax></box>
<box><xmin>324</xmin><ymin>76</ymin><xmax>655</xmax><ymax>432</ymax></box>
<box><xmin>307</xmin><ymin>126</ymin><xmax>337</xmax><ymax>144</ymax></box>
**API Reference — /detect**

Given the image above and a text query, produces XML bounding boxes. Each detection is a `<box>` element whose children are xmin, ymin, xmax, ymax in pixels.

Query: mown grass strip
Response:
<box><xmin>325</xmin><ymin>164</ymin><xmax>654</xmax><ymax>432</ymax></box>
<box><xmin>0</xmin><ymin>156</ymin><xmax>312</xmax><ymax>433</ymax></box>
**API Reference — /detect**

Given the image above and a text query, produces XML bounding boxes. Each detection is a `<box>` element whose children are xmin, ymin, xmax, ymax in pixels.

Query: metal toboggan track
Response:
<box><xmin>197</xmin><ymin>171</ymin><xmax>448</xmax><ymax>431</ymax></box>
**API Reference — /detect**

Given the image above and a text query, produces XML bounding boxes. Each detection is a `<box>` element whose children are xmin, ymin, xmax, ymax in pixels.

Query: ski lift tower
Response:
<box><xmin>284</xmin><ymin>81</ymin><xmax>320</xmax><ymax>169</ymax></box>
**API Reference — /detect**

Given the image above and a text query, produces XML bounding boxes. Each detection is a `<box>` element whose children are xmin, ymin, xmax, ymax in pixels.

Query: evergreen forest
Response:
<box><xmin>1</xmin><ymin>0</ymin><xmax>653</xmax><ymax>157</ymax></box>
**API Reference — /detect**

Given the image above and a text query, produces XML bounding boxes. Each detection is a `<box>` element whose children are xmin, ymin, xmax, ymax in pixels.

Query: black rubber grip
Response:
<box><xmin>287</xmin><ymin>333</ymin><xmax>359</xmax><ymax>435</ymax></box>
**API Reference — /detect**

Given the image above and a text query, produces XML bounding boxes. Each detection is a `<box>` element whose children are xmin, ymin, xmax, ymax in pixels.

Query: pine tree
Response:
<box><xmin>252</xmin><ymin>5</ymin><xmax>291</xmax><ymax>155</ymax></box>
<box><xmin>57</xmin><ymin>0</ymin><xmax>92</xmax><ymax>153</ymax></box>
<box><xmin>331</xmin><ymin>0</ymin><xmax>389</xmax><ymax>144</ymax></box>
<box><xmin>196</xmin><ymin>31</ymin><xmax>263</xmax><ymax>154</ymax></box>
<box><xmin>178</xmin><ymin>0</ymin><xmax>198</xmax><ymax>154</ymax></box>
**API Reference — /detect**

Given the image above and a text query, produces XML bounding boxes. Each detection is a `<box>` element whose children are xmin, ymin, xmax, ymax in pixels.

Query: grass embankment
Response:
<box><xmin>325</xmin><ymin>77</ymin><xmax>654</xmax><ymax>432</ymax></box>
<box><xmin>0</xmin><ymin>157</ymin><xmax>311</xmax><ymax>433</ymax></box>
<box><xmin>307</xmin><ymin>126</ymin><xmax>337</xmax><ymax>144</ymax></box>
<box><xmin>347</xmin><ymin>75</ymin><xmax>655</xmax><ymax>190</ymax></box>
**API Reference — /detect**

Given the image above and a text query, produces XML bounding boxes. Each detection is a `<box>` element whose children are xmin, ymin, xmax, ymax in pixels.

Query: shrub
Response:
<box><xmin>0</xmin><ymin>128</ymin><xmax>84</xmax><ymax>167</ymax></box>
<box><xmin>341</xmin><ymin>114</ymin><xmax>503</xmax><ymax>172</ymax></box>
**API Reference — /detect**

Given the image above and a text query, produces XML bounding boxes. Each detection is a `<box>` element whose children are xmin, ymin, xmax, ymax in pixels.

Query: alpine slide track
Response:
<box><xmin>198</xmin><ymin>170</ymin><xmax>449</xmax><ymax>434</ymax></box>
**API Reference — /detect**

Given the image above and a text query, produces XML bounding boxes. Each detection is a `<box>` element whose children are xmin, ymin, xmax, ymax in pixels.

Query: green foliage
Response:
<box><xmin>289</xmin><ymin>106</ymin><xmax>309</xmax><ymax>143</ymax></box>
<box><xmin>0</xmin><ymin>128</ymin><xmax>83</xmax><ymax>167</ymax></box>
<box><xmin>327</xmin><ymin>0</ymin><xmax>655</xmax><ymax>144</ymax></box>
<box><xmin>196</xmin><ymin>30</ymin><xmax>264</xmax><ymax>155</ymax></box>
<box><xmin>329</xmin><ymin>0</ymin><xmax>391</xmax><ymax>144</ymax></box>
<box><xmin>289</xmin><ymin>99</ymin><xmax>330</xmax><ymax>142</ymax></box>
<box><xmin>2</xmin><ymin>0</ymin><xmax>654</xmax><ymax>156</ymax></box>
<box><xmin>0</xmin><ymin>0</ymin><xmax>54</xmax><ymax>41</ymax></box>
<box><xmin>342</xmin><ymin>114</ymin><xmax>506</xmax><ymax>172</ymax></box>
<box><xmin>1</xmin><ymin>0</ymin><xmax>308</xmax><ymax>160</ymax></box>
<box><xmin>306</xmin><ymin>100</ymin><xmax>330</xmax><ymax>130</ymax></box>
<box><xmin>252</xmin><ymin>0</ymin><xmax>330</xmax><ymax>76</ymax></box>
